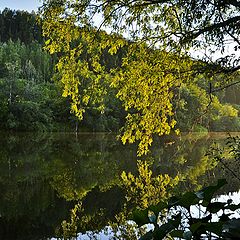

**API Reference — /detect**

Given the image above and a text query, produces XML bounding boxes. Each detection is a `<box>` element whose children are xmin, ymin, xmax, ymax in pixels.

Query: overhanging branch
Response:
<box><xmin>186</xmin><ymin>15</ymin><xmax>240</xmax><ymax>41</ymax></box>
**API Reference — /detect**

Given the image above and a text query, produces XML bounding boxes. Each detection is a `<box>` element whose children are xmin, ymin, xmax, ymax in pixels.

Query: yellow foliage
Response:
<box><xmin>41</xmin><ymin>2</ymin><xmax>194</xmax><ymax>155</ymax></box>
<box><xmin>121</xmin><ymin>161</ymin><xmax>179</xmax><ymax>209</ymax></box>
<box><xmin>61</xmin><ymin>203</ymin><xmax>81</xmax><ymax>238</ymax></box>
<box><xmin>112</xmin><ymin>45</ymin><xmax>193</xmax><ymax>155</ymax></box>
<box><xmin>220</xmin><ymin>104</ymin><xmax>238</xmax><ymax>117</ymax></box>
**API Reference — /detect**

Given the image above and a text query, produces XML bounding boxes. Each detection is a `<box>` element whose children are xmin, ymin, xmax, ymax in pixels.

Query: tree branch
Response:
<box><xmin>228</xmin><ymin>0</ymin><xmax>240</xmax><ymax>8</ymax></box>
<box><xmin>211</xmin><ymin>79</ymin><xmax>240</xmax><ymax>93</ymax></box>
<box><xmin>186</xmin><ymin>15</ymin><xmax>240</xmax><ymax>41</ymax></box>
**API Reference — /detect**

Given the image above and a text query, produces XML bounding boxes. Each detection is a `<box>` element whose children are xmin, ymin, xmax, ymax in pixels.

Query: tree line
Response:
<box><xmin>0</xmin><ymin>8</ymin><xmax>42</xmax><ymax>44</ymax></box>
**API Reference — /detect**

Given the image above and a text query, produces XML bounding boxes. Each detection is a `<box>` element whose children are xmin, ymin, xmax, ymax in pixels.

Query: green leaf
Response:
<box><xmin>226</xmin><ymin>203</ymin><xmax>240</xmax><ymax>211</ymax></box>
<box><xmin>154</xmin><ymin>214</ymin><xmax>181</xmax><ymax>239</ymax></box>
<box><xmin>219</xmin><ymin>213</ymin><xmax>231</xmax><ymax>222</ymax></box>
<box><xmin>45</xmin><ymin>39</ymin><xmax>51</xmax><ymax>45</ymax></box>
<box><xmin>131</xmin><ymin>209</ymin><xmax>149</xmax><ymax>227</ymax></box>
<box><xmin>183</xmin><ymin>231</ymin><xmax>192</xmax><ymax>240</ymax></box>
<box><xmin>170</xmin><ymin>229</ymin><xmax>184</xmax><ymax>238</ymax></box>
<box><xmin>200</xmin><ymin>214</ymin><xmax>212</xmax><ymax>223</ymax></box>
<box><xmin>199</xmin><ymin>179</ymin><xmax>227</xmax><ymax>206</ymax></box>
<box><xmin>168</xmin><ymin>196</ymin><xmax>180</xmax><ymax>207</ymax></box>
<box><xmin>222</xmin><ymin>219</ymin><xmax>240</xmax><ymax>238</ymax></box>
<box><xmin>149</xmin><ymin>202</ymin><xmax>168</xmax><ymax>216</ymax></box>
<box><xmin>148</xmin><ymin>210</ymin><xmax>157</xmax><ymax>223</ymax></box>
<box><xmin>207</xmin><ymin>202</ymin><xmax>226</xmax><ymax>213</ymax></box>
<box><xmin>223</xmin><ymin>218</ymin><xmax>240</xmax><ymax>231</ymax></box>
<box><xmin>154</xmin><ymin>223</ymin><xmax>175</xmax><ymax>239</ymax></box>
<box><xmin>204</xmin><ymin>222</ymin><xmax>223</xmax><ymax>236</ymax></box>
<box><xmin>139</xmin><ymin>230</ymin><xmax>154</xmax><ymax>240</ymax></box>
<box><xmin>178</xmin><ymin>192</ymin><xmax>199</xmax><ymax>208</ymax></box>
<box><xmin>190</xmin><ymin>222</ymin><xmax>203</xmax><ymax>234</ymax></box>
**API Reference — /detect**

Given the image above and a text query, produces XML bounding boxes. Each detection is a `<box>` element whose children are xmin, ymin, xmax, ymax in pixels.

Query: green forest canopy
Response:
<box><xmin>40</xmin><ymin>0</ymin><xmax>240</xmax><ymax>155</ymax></box>
<box><xmin>0</xmin><ymin>7</ymin><xmax>238</xmax><ymax>132</ymax></box>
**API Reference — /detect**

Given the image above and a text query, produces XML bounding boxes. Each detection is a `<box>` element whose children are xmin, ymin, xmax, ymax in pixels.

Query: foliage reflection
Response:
<box><xmin>0</xmin><ymin>132</ymin><xmax>239</xmax><ymax>239</ymax></box>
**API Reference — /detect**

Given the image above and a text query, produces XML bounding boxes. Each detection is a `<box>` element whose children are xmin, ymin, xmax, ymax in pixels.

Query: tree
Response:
<box><xmin>40</xmin><ymin>0</ymin><xmax>240</xmax><ymax>70</ymax></box>
<box><xmin>40</xmin><ymin>0</ymin><xmax>240</xmax><ymax>155</ymax></box>
<box><xmin>0</xmin><ymin>8</ymin><xmax>42</xmax><ymax>44</ymax></box>
<box><xmin>0</xmin><ymin>40</ymin><xmax>71</xmax><ymax>131</ymax></box>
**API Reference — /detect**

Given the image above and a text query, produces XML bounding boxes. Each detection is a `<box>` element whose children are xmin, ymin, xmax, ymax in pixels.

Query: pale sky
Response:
<box><xmin>0</xmin><ymin>0</ymin><xmax>42</xmax><ymax>12</ymax></box>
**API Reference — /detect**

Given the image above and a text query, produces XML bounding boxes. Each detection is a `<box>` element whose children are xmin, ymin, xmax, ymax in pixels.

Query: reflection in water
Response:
<box><xmin>0</xmin><ymin>132</ymin><xmax>239</xmax><ymax>239</ymax></box>
<box><xmin>121</xmin><ymin>161</ymin><xmax>179</xmax><ymax>209</ymax></box>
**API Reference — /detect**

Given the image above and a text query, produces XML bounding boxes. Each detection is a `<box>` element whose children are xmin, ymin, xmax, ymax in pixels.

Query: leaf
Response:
<box><xmin>178</xmin><ymin>192</ymin><xmax>199</xmax><ymax>208</ymax></box>
<box><xmin>207</xmin><ymin>202</ymin><xmax>226</xmax><ymax>213</ymax></box>
<box><xmin>139</xmin><ymin>230</ymin><xmax>154</xmax><ymax>240</ymax></box>
<box><xmin>149</xmin><ymin>201</ymin><xmax>168</xmax><ymax>216</ymax></box>
<box><xmin>45</xmin><ymin>39</ymin><xmax>51</xmax><ymax>45</ymax></box>
<box><xmin>190</xmin><ymin>222</ymin><xmax>203</xmax><ymax>234</ymax></box>
<box><xmin>154</xmin><ymin>223</ymin><xmax>175</xmax><ymax>239</ymax></box>
<box><xmin>226</xmin><ymin>203</ymin><xmax>240</xmax><ymax>211</ymax></box>
<box><xmin>201</xmin><ymin>214</ymin><xmax>212</xmax><ymax>223</ymax></box>
<box><xmin>168</xmin><ymin>196</ymin><xmax>180</xmax><ymax>207</ymax></box>
<box><xmin>204</xmin><ymin>222</ymin><xmax>223</xmax><ymax>236</ymax></box>
<box><xmin>131</xmin><ymin>209</ymin><xmax>149</xmax><ymax>227</ymax></box>
<box><xmin>183</xmin><ymin>231</ymin><xmax>192</xmax><ymax>240</ymax></box>
<box><xmin>154</xmin><ymin>213</ymin><xmax>181</xmax><ymax>239</ymax></box>
<box><xmin>219</xmin><ymin>213</ymin><xmax>231</xmax><ymax>222</ymax></box>
<box><xmin>223</xmin><ymin>218</ymin><xmax>240</xmax><ymax>231</ymax></box>
<box><xmin>222</xmin><ymin>219</ymin><xmax>240</xmax><ymax>238</ymax></box>
<box><xmin>168</xmin><ymin>192</ymin><xmax>199</xmax><ymax>209</ymax></box>
<box><xmin>198</xmin><ymin>179</ymin><xmax>227</xmax><ymax>206</ymax></box>
<box><xmin>195</xmin><ymin>190</ymin><xmax>204</xmax><ymax>199</ymax></box>
<box><xmin>170</xmin><ymin>229</ymin><xmax>184</xmax><ymax>238</ymax></box>
<box><xmin>148</xmin><ymin>210</ymin><xmax>157</xmax><ymax>223</ymax></box>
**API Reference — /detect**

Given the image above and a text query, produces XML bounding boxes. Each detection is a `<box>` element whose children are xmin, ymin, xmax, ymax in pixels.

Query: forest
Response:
<box><xmin>0</xmin><ymin>8</ymin><xmax>240</xmax><ymax>134</ymax></box>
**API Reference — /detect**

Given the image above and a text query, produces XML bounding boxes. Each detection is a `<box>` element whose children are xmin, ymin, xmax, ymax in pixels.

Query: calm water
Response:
<box><xmin>0</xmin><ymin>132</ymin><xmax>239</xmax><ymax>239</ymax></box>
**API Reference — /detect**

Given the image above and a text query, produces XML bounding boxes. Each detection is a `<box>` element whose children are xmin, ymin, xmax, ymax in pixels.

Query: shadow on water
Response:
<box><xmin>0</xmin><ymin>131</ymin><xmax>239</xmax><ymax>239</ymax></box>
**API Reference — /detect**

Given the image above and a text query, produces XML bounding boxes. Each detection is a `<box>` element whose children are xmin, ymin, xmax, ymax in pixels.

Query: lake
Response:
<box><xmin>0</xmin><ymin>132</ymin><xmax>239</xmax><ymax>239</ymax></box>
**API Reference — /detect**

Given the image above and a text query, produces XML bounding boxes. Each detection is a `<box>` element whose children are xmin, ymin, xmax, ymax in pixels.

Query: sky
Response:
<box><xmin>0</xmin><ymin>0</ymin><xmax>41</xmax><ymax>12</ymax></box>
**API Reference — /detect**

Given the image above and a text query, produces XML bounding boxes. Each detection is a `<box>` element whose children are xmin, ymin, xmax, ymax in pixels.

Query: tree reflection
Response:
<box><xmin>0</xmin><ymin>132</ymin><xmax>239</xmax><ymax>239</ymax></box>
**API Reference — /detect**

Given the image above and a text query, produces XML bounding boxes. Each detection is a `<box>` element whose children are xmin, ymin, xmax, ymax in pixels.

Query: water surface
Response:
<box><xmin>0</xmin><ymin>132</ymin><xmax>239</xmax><ymax>239</ymax></box>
